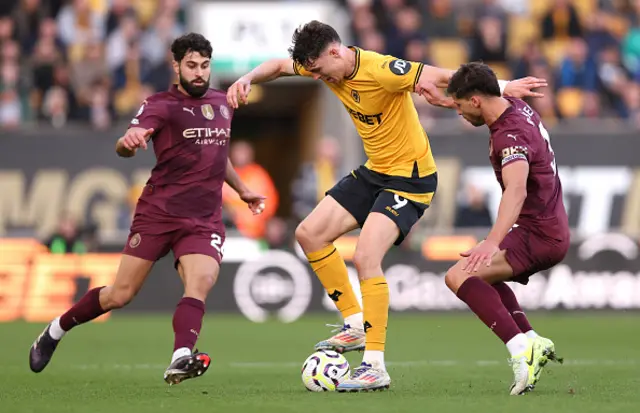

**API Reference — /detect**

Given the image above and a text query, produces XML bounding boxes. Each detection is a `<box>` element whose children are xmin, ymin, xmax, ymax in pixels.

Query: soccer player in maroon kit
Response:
<box><xmin>444</xmin><ymin>63</ymin><xmax>569</xmax><ymax>395</ymax></box>
<box><xmin>28</xmin><ymin>33</ymin><xmax>266</xmax><ymax>385</ymax></box>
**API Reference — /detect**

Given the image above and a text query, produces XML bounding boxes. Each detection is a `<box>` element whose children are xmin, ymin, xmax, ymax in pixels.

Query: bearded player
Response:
<box><xmin>226</xmin><ymin>20</ymin><xmax>546</xmax><ymax>392</ymax></box>
<box><xmin>29</xmin><ymin>33</ymin><xmax>266</xmax><ymax>385</ymax></box>
<box><xmin>443</xmin><ymin>62</ymin><xmax>569</xmax><ymax>395</ymax></box>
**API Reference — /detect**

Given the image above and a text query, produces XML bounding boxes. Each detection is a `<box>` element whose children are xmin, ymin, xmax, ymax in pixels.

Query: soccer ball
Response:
<box><xmin>301</xmin><ymin>350</ymin><xmax>350</xmax><ymax>392</ymax></box>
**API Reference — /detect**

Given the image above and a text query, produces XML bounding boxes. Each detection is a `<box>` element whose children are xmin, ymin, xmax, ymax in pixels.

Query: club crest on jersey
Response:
<box><xmin>220</xmin><ymin>104</ymin><xmax>230</xmax><ymax>119</ymax></box>
<box><xmin>201</xmin><ymin>104</ymin><xmax>215</xmax><ymax>120</ymax></box>
<box><xmin>351</xmin><ymin>89</ymin><xmax>360</xmax><ymax>103</ymax></box>
<box><xmin>129</xmin><ymin>233</ymin><xmax>141</xmax><ymax>248</ymax></box>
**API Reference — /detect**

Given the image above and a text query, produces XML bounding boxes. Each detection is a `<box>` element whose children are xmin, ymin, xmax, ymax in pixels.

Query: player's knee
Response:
<box><xmin>185</xmin><ymin>271</ymin><xmax>217</xmax><ymax>295</ymax></box>
<box><xmin>295</xmin><ymin>221</ymin><xmax>317</xmax><ymax>250</ymax></box>
<box><xmin>105</xmin><ymin>286</ymin><xmax>135</xmax><ymax>309</ymax></box>
<box><xmin>444</xmin><ymin>267</ymin><xmax>464</xmax><ymax>294</ymax></box>
<box><xmin>352</xmin><ymin>248</ymin><xmax>381</xmax><ymax>279</ymax></box>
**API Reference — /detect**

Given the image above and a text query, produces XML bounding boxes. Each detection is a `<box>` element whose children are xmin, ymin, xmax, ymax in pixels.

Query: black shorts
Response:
<box><xmin>326</xmin><ymin>165</ymin><xmax>437</xmax><ymax>245</ymax></box>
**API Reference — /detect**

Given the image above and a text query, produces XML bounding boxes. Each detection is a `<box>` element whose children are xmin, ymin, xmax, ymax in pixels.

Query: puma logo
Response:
<box><xmin>507</xmin><ymin>134</ymin><xmax>517</xmax><ymax>140</ymax></box>
<box><xmin>183</xmin><ymin>107</ymin><xmax>195</xmax><ymax>116</ymax></box>
<box><xmin>190</xmin><ymin>329</ymin><xmax>199</xmax><ymax>337</ymax></box>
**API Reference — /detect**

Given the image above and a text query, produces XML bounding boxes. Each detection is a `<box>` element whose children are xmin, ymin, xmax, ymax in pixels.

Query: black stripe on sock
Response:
<box><xmin>308</xmin><ymin>248</ymin><xmax>337</xmax><ymax>263</ymax></box>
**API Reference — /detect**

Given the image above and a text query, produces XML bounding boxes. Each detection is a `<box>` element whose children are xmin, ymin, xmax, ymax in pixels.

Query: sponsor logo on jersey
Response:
<box><xmin>347</xmin><ymin>107</ymin><xmax>383</xmax><ymax>125</ymax></box>
<box><xmin>183</xmin><ymin>127</ymin><xmax>231</xmax><ymax>139</ymax></box>
<box><xmin>201</xmin><ymin>104</ymin><xmax>215</xmax><ymax>120</ymax></box>
<box><xmin>389</xmin><ymin>59</ymin><xmax>411</xmax><ymax>75</ymax></box>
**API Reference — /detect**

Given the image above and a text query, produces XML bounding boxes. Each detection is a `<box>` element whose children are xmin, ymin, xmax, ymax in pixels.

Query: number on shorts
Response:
<box><xmin>210</xmin><ymin>233</ymin><xmax>225</xmax><ymax>256</ymax></box>
<box><xmin>538</xmin><ymin>122</ymin><xmax>557</xmax><ymax>176</ymax></box>
<box><xmin>392</xmin><ymin>194</ymin><xmax>408</xmax><ymax>210</ymax></box>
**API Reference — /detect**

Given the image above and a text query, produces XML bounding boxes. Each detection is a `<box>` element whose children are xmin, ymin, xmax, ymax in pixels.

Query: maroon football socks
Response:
<box><xmin>172</xmin><ymin>297</ymin><xmax>205</xmax><ymax>352</ymax></box>
<box><xmin>492</xmin><ymin>281</ymin><xmax>534</xmax><ymax>334</ymax></box>
<box><xmin>456</xmin><ymin>277</ymin><xmax>522</xmax><ymax>344</ymax></box>
<box><xmin>59</xmin><ymin>287</ymin><xmax>108</xmax><ymax>331</ymax></box>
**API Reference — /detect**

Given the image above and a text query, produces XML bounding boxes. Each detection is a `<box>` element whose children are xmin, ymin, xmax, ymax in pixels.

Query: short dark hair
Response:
<box><xmin>288</xmin><ymin>20</ymin><xmax>341</xmax><ymax>67</ymax></box>
<box><xmin>446</xmin><ymin>62</ymin><xmax>501</xmax><ymax>99</ymax></box>
<box><xmin>171</xmin><ymin>33</ymin><xmax>212</xmax><ymax>62</ymax></box>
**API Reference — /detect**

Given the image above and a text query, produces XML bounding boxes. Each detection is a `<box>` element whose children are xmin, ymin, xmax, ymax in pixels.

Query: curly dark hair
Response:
<box><xmin>171</xmin><ymin>33</ymin><xmax>213</xmax><ymax>62</ymax></box>
<box><xmin>288</xmin><ymin>20</ymin><xmax>341</xmax><ymax>67</ymax></box>
<box><xmin>446</xmin><ymin>62</ymin><xmax>501</xmax><ymax>99</ymax></box>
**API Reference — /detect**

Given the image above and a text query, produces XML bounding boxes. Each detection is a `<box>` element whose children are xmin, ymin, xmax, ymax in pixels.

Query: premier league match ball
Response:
<box><xmin>301</xmin><ymin>350</ymin><xmax>350</xmax><ymax>392</ymax></box>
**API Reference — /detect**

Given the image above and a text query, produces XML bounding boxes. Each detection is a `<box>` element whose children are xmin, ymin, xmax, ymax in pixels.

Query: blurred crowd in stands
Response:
<box><xmin>3</xmin><ymin>0</ymin><xmax>640</xmax><ymax>130</ymax></box>
<box><xmin>0</xmin><ymin>0</ymin><xmax>186</xmax><ymax>130</ymax></box>
<box><xmin>346</xmin><ymin>0</ymin><xmax>640</xmax><ymax>127</ymax></box>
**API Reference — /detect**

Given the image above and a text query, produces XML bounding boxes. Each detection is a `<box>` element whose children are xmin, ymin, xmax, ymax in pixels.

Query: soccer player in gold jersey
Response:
<box><xmin>227</xmin><ymin>20</ymin><xmax>546</xmax><ymax>392</ymax></box>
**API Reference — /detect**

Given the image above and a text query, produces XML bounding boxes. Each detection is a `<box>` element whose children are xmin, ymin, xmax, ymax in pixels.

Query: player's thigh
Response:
<box><xmin>370</xmin><ymin>190</ymin><xmax>428</xmax><ymax>246</ymax></box>
<box><xmin>173</xmin><ymin>227</ymin><xmax>224</xmax><ymax>292</ymax></box>
<box><xmin>445</xmin><ymin>250</ymin><xmax>514</xmax><ymax>293</ymax></box>
<box><xmin>295</xmin><ymin>173</ymin><xmax>370</xmax><ymax>249</ymax></box>
<box><xmin>500</xmin><ymin>226</ymin><xmax>569</xmax><ymax>285</ymax></box>
<box><xmin>105</xmin><ymin>254</ymin><xmax>155</xmax><ymax>307</ymax></box>
<box><xmin>176</xmin><ymin>253</ymin><xmax>221</xmax><ymax>294</ymax></box>
<box><xmin>352</xmin><ymin>211</ymin><xmax>400</xmax><ymax>276</ymax></box>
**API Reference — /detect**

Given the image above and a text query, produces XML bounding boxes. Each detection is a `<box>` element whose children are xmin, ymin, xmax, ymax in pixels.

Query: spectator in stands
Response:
<box><xmin>0</xmin><ymin>16</ymin><xmax>14</xmax><ymax>44</ymax></box>
<box><xmin>140</xmin><ymin>11</ymin><xmax>184</xmax><ymax>68</ymax></box>
<box><xmin>57</xmin><ymin>0</ymin><xmax>106</xmax><ymax>62</ymax></box>
<box><xmin>71</xmin><ymin>42</ymin><xmax>109</xmax><ymax>112</ymax></box>
<box><xmin>112</xmin><ymin>41</ymin><xmax>151</xmax><ymax>117</ymax></box>
<box><xmin>420</xmin><ymin>0</ymin><xmax>459</xmax><ymax>39</ymax></box>
<box><xmin>12</xmin><ymin>0</ymin><xmax>49</xmax><ymax>54</ymax></box>
<box><xmin>359</xmin><ymin>30</ymin><xmax>386</xmax><ymax>54</ymax></box>
<box><xmin>455</xmin><ymin>183</ymin><xmax>493</xmax><ymax>228</ymax></box>
<box><xmin>541</xmin><ymin>0</ymin><xmax>583</xmax><ymax>40</ymax></box>
<box><xmin>260</xmin><ymin>217</ymin><xmax>291</xmax><ymax>250</ymax></box>
<box><xmin>106</xmin><ymin>0</ymin><xmax>135</xmax><ymax>36</ymax></box>
<box><xmin>597</xmin><ymin>44</ymin><xmax>633</xmax><ymax>118</ymax></box>
<box><xmin>105</xmin><ymin>11</ymin><xmax>139</xmax><ymax>72</ymax></box>
<box><xmin>291</xmin><ymin>136</ymin><xmax>342</xmax><ymax>223</ymax></box>
<box><xmin>471</xmin><ymin>12</ymin><xmax>508</xmax><ymax>63</ymax></box>
<box><xmin>0</xmin><ymin>61</ymin><xmax>25</xmax><ymax>128</ymax></box>
<box><xmin>223</xmin><ymin>141</ymin><xmax>279</xmax><ymax>239</ymax></box>
<box><xmin>557</xmin><ymin>37</ymin><xmax>599</xmax><ymax>117</ymax></box>
<box><xmin>386</xmin><ymin>6</ymin><xmax>423</xmax><ymax>59</ymax></box>
<box><xmin>44</xmin><ymin>212</ymin><xmax>87</xmax><ymax>254</ymax></box>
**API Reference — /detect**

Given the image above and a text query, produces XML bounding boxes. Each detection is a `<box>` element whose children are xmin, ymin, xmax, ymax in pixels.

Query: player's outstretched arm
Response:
<box><xmin>224</xmin><ymin>158</ymin><xmax>267</xmax><ymax>215</ymax></box>
<box><xmin>460</xmin><ymin>161</ymin><xmax>529</xmax><ymax>273</ymax></box>
<box><xmin>115</xmin><ymin>127</ymin><xmax>153</xmax><ymax>158</ymax></box>
<box><xmin>416</xmin><ymin>65</ymin><xmax>548</xmax><ymax>108</ymax></box>
<box><xmin>227</xmin><ymin>58</ymin><xmax>295</xmax><ymax>109</ymax></box>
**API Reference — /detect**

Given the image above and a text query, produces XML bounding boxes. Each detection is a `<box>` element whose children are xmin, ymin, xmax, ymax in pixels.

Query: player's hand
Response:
<box><xmin>227</xmin><ymin>77</ymin><xmax>252</xmax><ymax>109</ymax></box>
<box><xmin>416</xmin><ymin>81</ymin><xmax>455</xmax><ymax>108</ymax></box>
<box><xmin>503</xmin><ymin>77</ymin><xmax>548</xmax><ymax>99</ymax></box>
<box><xmin>121</xmin><ymin>128</ymin><xmax>153</xmax><ymax>151</ymax></box>
<box><xmin>239</xmin><ymin>190</ymin><xmax>267</xmax><ymax>215</ymax></box>
<box><xmin>460</xmin><ymin>240</ymin><xmax>500</xmax><ymax>274</ymax></box>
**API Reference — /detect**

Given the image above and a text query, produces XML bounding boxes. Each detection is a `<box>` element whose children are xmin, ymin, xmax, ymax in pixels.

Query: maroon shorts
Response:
<box><xmin>122</xmin><ymin>213</ymin><xmax>225</xmax><ymax>267</ymax></box>
<box><xmin>500</xmin><ymin>226</ymin><xmax>569</xmax><ymax>285</ymax></box>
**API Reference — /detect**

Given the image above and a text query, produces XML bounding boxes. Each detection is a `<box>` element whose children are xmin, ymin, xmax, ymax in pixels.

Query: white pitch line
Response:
<box><xmin>70</xmin><ymin>359</ymin><xmax>636</xmax><ymax>370</ymax></box>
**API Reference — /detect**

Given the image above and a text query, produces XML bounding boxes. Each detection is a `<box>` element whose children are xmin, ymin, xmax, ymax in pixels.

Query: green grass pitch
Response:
<box><xmin>1</xmin><ymin>313</ymin><xmax>638</xmax><ymax>413</ymax></box>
